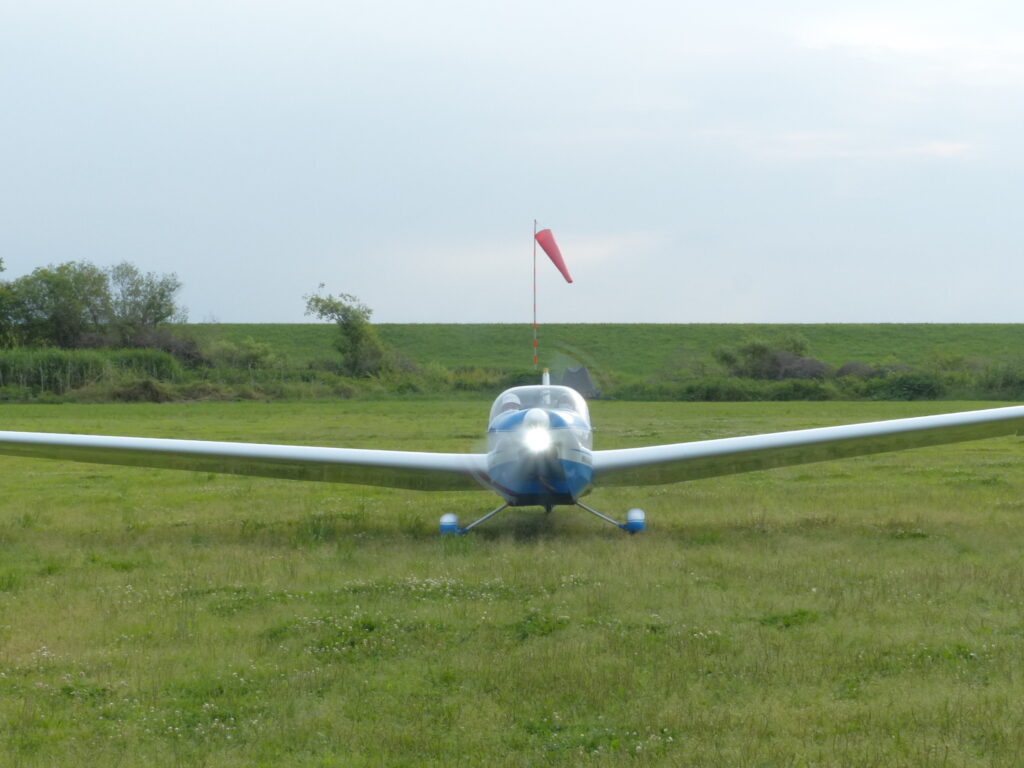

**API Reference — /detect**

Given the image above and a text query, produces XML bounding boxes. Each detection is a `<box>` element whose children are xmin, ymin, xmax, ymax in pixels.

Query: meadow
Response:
<box><xmin>1</xmin><ymin>398</ymin><xmax>1024</xmax><ymax>766</ymax></box>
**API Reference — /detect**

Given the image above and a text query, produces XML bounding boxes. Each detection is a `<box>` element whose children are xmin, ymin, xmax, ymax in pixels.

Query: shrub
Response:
<box><xmin>110</xmin><ymin>348</ymin><xmax>185</xmax><ymax>380</ymax></box>
<box><xmin>610</xmin><ymin>379</ymin><xmax>679</xmax><ymax>401</ymax></box>
<box><xmin>679</xmin><ymin>378</ymin><xmax>758</xmax><ymax>401</ymax></box>
<box><xmin>865</xmin><ymin>372</ymin><xmax>945</xmax><ymax>400</ymax></box>
<box><xmin>0</xmin><ymin>347</ymin><xmax>179</xmax><ymax>394</ymax></box>
<box><xmin>206</xmin><ymin>337</ymin><xmax>280</xmax><ymax>369</ymax></box>
<box><xmin>976</xmin><ymin>361</ymin><xmax>1024</xmax><ymax>400</ymax></box>
<box><xmin>0</xmin><ymin>384</ymin><xmax>31</xmax><ymax>401</ymax></box>
<box><xmin>109</xmin><ymin>378</ymin><xmax>176</xmax><ymax>403</ymax></box>
<box><xmin>714</xmin><ymin>336</ymin><xmax>829</xmax><ymax>380</ymax></box>
<box><xmin>775</xmin><ymin>353</ymin><xmax>832</xmax><ymax>380</ymax></box>
<box><xmin>836</xmin><ymin>361</ymin><xmax>877</xmax><ymax>379</ymax></box>
<box><xmin>767</xmin><ymin>379</ymin><xmax>838</xmax><ymax>401</ymax></box>
<box><xmin>177</xmin><ymin>380</ymin><xmax>235</xmax><ymax>401</ymax></box>
<box><xmin>133</xmin><ymin>328</ymin><xmax>206</xmax><ymax>367</ymax></box>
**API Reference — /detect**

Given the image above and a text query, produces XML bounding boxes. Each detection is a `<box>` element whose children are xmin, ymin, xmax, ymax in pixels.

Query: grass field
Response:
<box><xmin>2</xmin><ymin>399</ymin><xmax>1024</xmax><ymax>766</ymax></box>
<box><xmin>186</xmin><ymin>323</ymin><xmax>1024</xmax><ymax>376</ymax></box>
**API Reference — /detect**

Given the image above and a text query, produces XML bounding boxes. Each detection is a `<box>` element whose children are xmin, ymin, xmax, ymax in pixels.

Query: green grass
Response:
<box><xmin>186</xmin><ymin>322</ymin><xmax>1024</xmax><ymax>376</ymax></box>
<box><xmin>1</xmin><ymin>399</ymin><xmax>1024</xmax><ymax>765</ymax></box>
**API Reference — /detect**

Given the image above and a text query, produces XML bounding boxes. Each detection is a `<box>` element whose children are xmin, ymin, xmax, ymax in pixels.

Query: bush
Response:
<box><xmin>110</xmin><ymin>348</ymin><xmax>185</xmax><ymax>380</ymax></box>
<box><xmin>766</xmin><ymin>379</ymin><xmax>838</xmax><ymax>401</ymax></box>
<box><xmin>976</xmin><ymin>361</ymin><xmax>1024</xmax><ymax>400</ymax></box>
<box><xmin>609</xmin><ymin>379</ymin><xmax>680</xmax><ymax>401</ymax></box>
<box><xmin>177</xmin><ymin>380</ymin><xmax>235</xmax><ymax>401</ymax></box>
<box><xmin>0</xmin><ymin>384</ymin><xmax>31</xmax><ymax>401</ymax></box>
<box><xmin>775</xmin><ymin>353</ymin><xmax>832</xmax><ymax>380</ymax></box>
<box><xmin>131</xmin><ymin>327</ymin><xmax>206</xmax><ymax>366</ymax></box>
<box><xmin>609</xmin><ymin>377</ymin><xmax>763</xmax><ymax>402</ymax></box>
<box><xmin>678</xmin><ymin>378</ymin><xmax>758</xmax><ymax>401</ymax></box>
<box><xmin>714</xmin><ymin>337</ymin><xmax>829</xmax><ymax>380</ymax></box>
<box><xmin>109</xmin><ymin>378</ymin><xmax>176</xmax><ymax>403</ymax></box>
<box><xmin>836</xmin><ymin>361</ymin><xmax>877</xmax><ymax>379</ymax></box>
<box><xmin>450</xmin><ymin>368</ymin><xmax>535</xmax><ymax>392</ymax></box>
<box><xmin>0</xmin><ymin>347</ymin><xmax>181</xmax><ymax>395</ymax></box>
<box><xmin>206</xmin><ymin>337</ymin><xmax>280</xmax><ymax>369</ymax></box>
<box><xmin>865</xmin><ymin>372</ymin><xmax>945</xmax><ymax>400</ymax></box>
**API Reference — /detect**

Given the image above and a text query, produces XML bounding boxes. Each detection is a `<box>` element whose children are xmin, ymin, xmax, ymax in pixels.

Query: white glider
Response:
<box><xmin>1</xmin><ymin>377</ymin><xmax>1022</xmax><ymax>533</ymax></box>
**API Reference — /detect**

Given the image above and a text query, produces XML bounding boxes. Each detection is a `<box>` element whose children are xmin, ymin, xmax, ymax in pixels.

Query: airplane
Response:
<box><xmin>0</xmin><ymin>369</ymin><xmax>1022</xmax><ymax>535</ymax></box>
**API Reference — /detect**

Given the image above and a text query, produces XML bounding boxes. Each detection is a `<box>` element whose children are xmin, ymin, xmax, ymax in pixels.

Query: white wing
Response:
<box><xmin>5</xmin><ymin>406</ymin><xmax>1023</xmax><ymax>493</ymax></box>
<box><xmin>0</xmin><ymin>431</ymin><xmax>488</xmax><ymax>491</ymax></box>
<box><xmin>592</xmin><ymin>406</ymin><xmax>1024</xmax><ymax>486</ymax></box>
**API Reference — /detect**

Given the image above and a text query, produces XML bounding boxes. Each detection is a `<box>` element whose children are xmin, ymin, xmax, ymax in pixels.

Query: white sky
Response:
<box><xmin>3</xmin><ymin>1</ymin><xmax>1024</xmax><ymax>323</ymax></box>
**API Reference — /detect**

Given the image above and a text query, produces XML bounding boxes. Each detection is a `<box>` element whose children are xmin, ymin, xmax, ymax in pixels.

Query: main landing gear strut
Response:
<box><xmin>439</xmin><ymin>504</ymin><xmax>645</xmax><ymax>535</ymax></box>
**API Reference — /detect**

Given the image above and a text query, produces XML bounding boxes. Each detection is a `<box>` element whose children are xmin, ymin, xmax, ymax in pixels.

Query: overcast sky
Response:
<box><xmin>3</xmin><ymin>1</ymin><xmax>1023</xmax><ymax>323</ymax></box>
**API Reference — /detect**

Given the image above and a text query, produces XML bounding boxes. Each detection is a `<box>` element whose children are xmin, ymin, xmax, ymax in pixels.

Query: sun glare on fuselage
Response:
<box><xmin>523</xmin><ymin>426</ymin><xmax>553</xmax><ymax>453</ymax></box>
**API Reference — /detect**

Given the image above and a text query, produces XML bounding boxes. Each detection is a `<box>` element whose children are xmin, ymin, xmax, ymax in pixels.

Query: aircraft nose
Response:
<box><xmin>522</xmin><ymin>409</ymin><xmax>553</xmax><ymax>453</ymax></box>
<box><xmin>523</xmin><ymin>408</ymin><xmax>550</xmax><ymax>429</ymax></box>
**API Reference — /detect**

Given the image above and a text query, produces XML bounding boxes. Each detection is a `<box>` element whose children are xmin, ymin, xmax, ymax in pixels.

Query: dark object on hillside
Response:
<box><xmin>714</xmin><ymin>338</ymin><xmax>830</xmax><ymax>381</ymax></box>
<box><xmin>726</xmin><ymin>349</ymin><xmax>830</xmax><ymax>380</ymax></box>
<box><xmin>774</xmin><ymin>353</ymin><xmax>832</xmax><ymax>380</ymax></box>
<box><xmin>561</xmin><ymin>366</ymin><xmax>599</xmax><ymax>398</ymax></box>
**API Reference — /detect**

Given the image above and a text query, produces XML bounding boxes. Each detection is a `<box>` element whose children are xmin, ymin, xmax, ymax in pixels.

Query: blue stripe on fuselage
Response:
<box><xmin>487</xmin><ymin>457</ymin><xmax>593</xmax><ymax>506</ymax></box>
<box><xmin>488</xmin><ymin>409</ymin><xmax>585</xmax><ymax>433</ymax></box>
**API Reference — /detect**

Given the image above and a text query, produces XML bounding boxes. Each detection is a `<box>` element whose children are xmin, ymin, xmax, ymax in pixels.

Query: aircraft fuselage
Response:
<box><xmin>485</xmin><ymin>385</ymin><xmax>593</xmax><ymax>507</ymax></box>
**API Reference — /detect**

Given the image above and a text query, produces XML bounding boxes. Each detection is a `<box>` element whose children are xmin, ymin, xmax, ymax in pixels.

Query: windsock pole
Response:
<box><xmin>532</xmin><ymin>219</ymin><xmax>539</xmax><ymax>369</ymax></box>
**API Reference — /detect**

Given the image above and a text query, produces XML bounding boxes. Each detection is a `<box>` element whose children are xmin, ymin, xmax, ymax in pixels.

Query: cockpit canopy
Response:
<box><xmin>488</xmin><ymin>385</ymin><xmax>590</xmax><ymax>426</ymax></box>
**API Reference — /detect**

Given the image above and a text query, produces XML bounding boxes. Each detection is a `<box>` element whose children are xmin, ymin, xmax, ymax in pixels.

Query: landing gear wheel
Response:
<box><xmin>624</xmin><ymin>508</ymin><xmax>646</xmax><ymax>534</ymax></box>
<box><xmin>439</xmin><ymin>513</ymin><xmax>460</xmax><ymax>535</ymax></box>
<box><xmin>576</xmin><ymin>502</ymin><xmax>646</xmax><ymax>534</ymax></box>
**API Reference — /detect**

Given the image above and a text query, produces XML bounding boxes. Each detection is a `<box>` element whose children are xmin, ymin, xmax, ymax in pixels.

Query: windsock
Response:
<box><xmin>535</xmin><ymin>229</ymin><xmax>573</xmax><ymax>283</ymax></box>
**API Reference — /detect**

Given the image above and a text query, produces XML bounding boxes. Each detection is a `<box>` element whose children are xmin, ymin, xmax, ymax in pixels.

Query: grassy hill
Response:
<box><xmin>4</xmin><ymin>324</ymin><xmax>1021</xmax><ymax>403</ymax></box>
<box><xmin>187</xmin><ymin>323</ymin><xmax>1024</xmax><ymax>378</ymax></box>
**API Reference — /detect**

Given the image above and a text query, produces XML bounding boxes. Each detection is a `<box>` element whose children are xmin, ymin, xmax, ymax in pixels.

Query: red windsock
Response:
<box><xmin>535</xmin><ymin>229</ymin><xmax>573</xmax><ymax>283</ymax></box>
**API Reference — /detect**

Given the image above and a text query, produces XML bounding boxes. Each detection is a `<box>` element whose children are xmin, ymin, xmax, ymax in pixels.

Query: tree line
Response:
<box><xmin>1</xmin><ymin>258</ymin><xmax>1022</xmax><ymax>403</ymax></box>
<box><xmin>0</xmin><ymin>258</ymin><xmax>185</xmax><ymax>351</ymax></box>
<box><xmin>0</xmin><ymin>260</ymin><xmax>379</xmax><ymax>374</ymax></box>
<box><xmin>0</xmin><ymin>263</ymin><xmax>413</xmax><ymax>402</ymax></box>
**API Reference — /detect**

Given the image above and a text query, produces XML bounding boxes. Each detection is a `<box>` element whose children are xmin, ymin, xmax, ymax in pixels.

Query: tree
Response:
<box><xmin>9</xmin><ymin>262</ymin><xmax>111</xmax><ymax>347</ymax></box>
<box><xmin>0</xmin><ymin>259</ymin><xmax>13</xmax><ymax>348</ymax></box>
<box><xmin>304</xmin><ymin>286</ymin><xmax>391</xmax><ymax>377</ymax></box>
<box><xmin>2</xmin><ymin>260</ymin><xmax>187</xmax><ymax>350</ymax></box>
<box><xmin>107</xmin><ymin>262</ymin><xmax>186</xmax><ymax>346</ymax></box>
